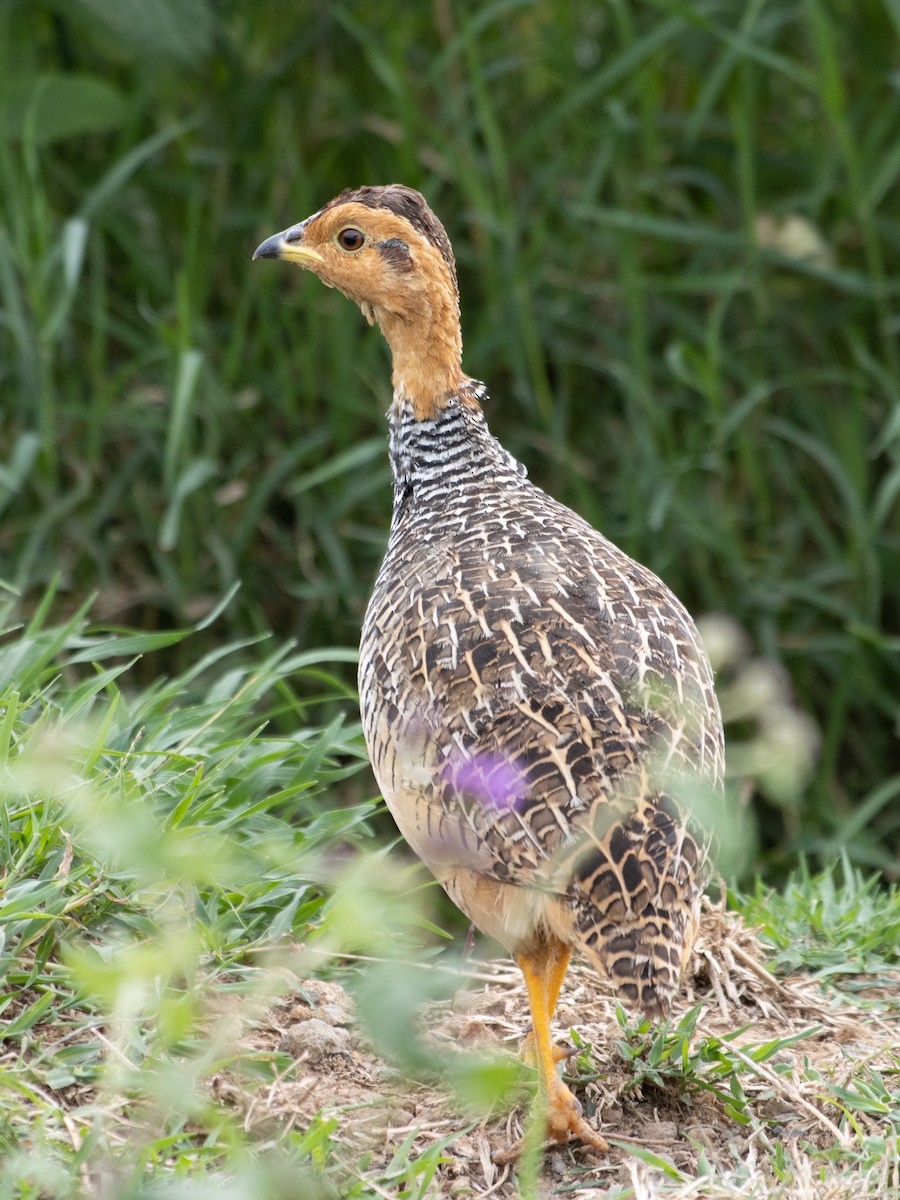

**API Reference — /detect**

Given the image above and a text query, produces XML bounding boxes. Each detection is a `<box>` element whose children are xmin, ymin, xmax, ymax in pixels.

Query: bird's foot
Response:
<box><xmin>491</xmin><ymin>1078</ymin><xmax>607</xmax><ymax>1163</ymax></box>
<box><xmin>545</xmin><ymin>1077</ymin><xmax>608</xmax><ymax>1151</ymax></box>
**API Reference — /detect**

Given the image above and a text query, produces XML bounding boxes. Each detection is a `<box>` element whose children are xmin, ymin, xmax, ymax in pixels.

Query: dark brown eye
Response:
<box><xmin>337</xmin><ymin>227</ymin><xmax>365</xmax><ymax>251</ymax></box>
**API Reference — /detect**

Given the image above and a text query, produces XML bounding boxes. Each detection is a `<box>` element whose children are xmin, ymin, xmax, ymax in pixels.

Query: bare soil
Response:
<box><xmin>213</xmin><ymin>906</ymin><xmax>900</xmax><ymax>1197</ymax></box>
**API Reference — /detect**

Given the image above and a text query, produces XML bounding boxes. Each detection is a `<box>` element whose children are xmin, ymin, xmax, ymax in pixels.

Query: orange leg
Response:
<box><xmin>517</xmin><ymin>938</ymin><xmax>608</xmax><ymax>1151</ymax></box>
<box><xmin>541</xmin><ymin>937</ymin><xmax>573</xmax><ymax>1019</ymax></box>
<box><xmin>519</xmin><ymin>939</ymin><xmax>573</xmax><ymax>1065</ymax></box>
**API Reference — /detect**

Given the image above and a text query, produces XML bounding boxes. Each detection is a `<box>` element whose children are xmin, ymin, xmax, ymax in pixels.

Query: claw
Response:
<box><xmin>545</xmin><ymin>1078</ymin><xmax>608</xmax><ymax>1151</ymax></box>
<box><xmin>490</xmin><ymin>1104</ymin><xmax>607</xmax><ymax>1162</ymax></box>
<box><xmin>490</xmin><ymin>1076</ymin><xmax>607</xmax><ymax>1163</ymax></box>
<box><xmin>520</xmin><ymin>1031</ymin><xmax>575</xmax><ymax>1067</ymax></box>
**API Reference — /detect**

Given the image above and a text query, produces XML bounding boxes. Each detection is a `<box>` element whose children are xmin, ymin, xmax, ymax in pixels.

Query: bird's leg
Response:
<box><xmin>516</xmin><ymin>938</ymin><xmax>608</xmax><ymax>1151</ymax></box>
<box><xmin>519</xmin><ymin>939</ymin><xmax>572</xmax><ymax>1066</ymax></box>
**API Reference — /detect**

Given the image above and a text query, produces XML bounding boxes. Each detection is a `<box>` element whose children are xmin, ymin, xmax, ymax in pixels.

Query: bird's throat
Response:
<box><xmin>377</xmin><ymin>301</ymin><xmax>469</xmax><ymax>421</ymax></box>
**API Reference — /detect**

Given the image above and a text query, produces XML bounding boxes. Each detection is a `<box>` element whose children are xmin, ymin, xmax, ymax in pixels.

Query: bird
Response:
<box><xmin>253</xmin><ymin>185</ymin><xmax>724</xmax><ymax>1152</ymax></box>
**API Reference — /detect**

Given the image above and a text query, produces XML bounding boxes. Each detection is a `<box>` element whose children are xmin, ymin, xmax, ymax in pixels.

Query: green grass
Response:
<box><xmin>733</xmin><ymin>855</ymin><xmax>900</xmax><ymax>982</ymax></box>
<box><xmin>0</xmin><ymin>599</ymin><xmax>375</xmax><ymax>1196</ymax></box>
<box><xmin>2</xmin><ymin>1</ymin><xmax>900</xmax><ymax>1195</ymax></box>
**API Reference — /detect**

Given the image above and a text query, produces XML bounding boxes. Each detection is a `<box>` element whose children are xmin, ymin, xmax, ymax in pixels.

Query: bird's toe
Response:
<box><xmin>546</xmin><ymin>1079</ymin><xmax>608</xmax><ymax>1152</ymax></box>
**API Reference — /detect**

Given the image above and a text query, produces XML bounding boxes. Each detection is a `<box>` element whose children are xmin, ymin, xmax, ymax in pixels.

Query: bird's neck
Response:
<box><xmin>387</xmin><ymin>391</ymin><xmax>526</xmax><ymax>505</ymax></box>
<box><xmin>376</xmin><ymin>292</ymin><xmax>476</xmax><ymax>422</ymax></box>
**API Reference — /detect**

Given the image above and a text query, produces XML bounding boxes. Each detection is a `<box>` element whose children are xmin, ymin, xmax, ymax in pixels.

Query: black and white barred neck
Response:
<box><xmin>388</xmin><ymin>383</ymin><xmax>526</xmax><ymax>508</ymax></box>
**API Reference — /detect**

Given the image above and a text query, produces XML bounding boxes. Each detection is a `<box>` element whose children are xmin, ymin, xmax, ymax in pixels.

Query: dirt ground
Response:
<box><xmin>214</xmin><ymin>906</ymin><xmax>900</xmax><ymax>1197</ymax></box>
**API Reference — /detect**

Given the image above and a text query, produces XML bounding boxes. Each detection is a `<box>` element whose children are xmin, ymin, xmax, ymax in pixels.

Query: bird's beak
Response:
<box><xmin>252</xmin><ymin>222</ymin><xmax>324</xmax><ymax>267</ymax></box>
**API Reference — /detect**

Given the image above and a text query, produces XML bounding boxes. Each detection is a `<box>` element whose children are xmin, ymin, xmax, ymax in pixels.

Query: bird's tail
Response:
<box><xmin>566</xmin><ymin>792</ymin><xmax>705</xmax><ymax>1018</ymax></box>
<box><xmin>576</xmin><ymin>895</ymin><xmax>700</xmax><ymax>1018</ymax></box>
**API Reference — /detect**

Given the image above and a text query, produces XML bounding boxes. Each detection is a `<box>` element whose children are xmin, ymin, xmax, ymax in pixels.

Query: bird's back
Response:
<box><xmin>359</xmin><ymin>394</ymin><xmax>724</xmax><ymax>1016</ymax></box>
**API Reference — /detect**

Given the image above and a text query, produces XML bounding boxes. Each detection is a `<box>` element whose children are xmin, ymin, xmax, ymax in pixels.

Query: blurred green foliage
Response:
<box><xmin>1</xmin><ymin>0</ymin><xmax>899</xmax><ymax>872</ymax></box>
<box><xmin>0</xmin><ymin>603</ymin><xmax>539</xmax><ymax>1195</ymax></box>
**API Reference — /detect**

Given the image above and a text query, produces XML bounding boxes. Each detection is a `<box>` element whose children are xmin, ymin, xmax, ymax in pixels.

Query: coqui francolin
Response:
<box><xmin>253</xmin><ymin>185</ymin><xmax>724</xmax><ymax>1153</ymax></box>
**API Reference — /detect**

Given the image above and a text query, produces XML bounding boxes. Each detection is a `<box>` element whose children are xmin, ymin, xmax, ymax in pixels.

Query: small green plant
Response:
<box><xmin>609</xmin><ymin>1001</ymin><xmax>821</xmax><ymax>1131</ymax></box>
<box><xmin>733</xmin><ymin>856</ymin><xmax>900</xmax><ymax>980</ymax></box>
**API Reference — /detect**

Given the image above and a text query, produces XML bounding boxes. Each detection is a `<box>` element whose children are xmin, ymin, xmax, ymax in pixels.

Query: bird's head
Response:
<box><xmin>254</xmin><ymin>185</ymin><xmax>471</xmax><ymax>419</ymax></box>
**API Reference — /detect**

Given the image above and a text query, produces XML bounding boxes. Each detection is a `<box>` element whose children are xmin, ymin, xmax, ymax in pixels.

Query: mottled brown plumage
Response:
<box><xmin>254</xmin><ymin>186</ymin><xmax>724</xmax><ymax>1152</ymax></box>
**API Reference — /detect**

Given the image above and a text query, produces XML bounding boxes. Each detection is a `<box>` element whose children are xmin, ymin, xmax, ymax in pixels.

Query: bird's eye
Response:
<box><xmin>337</xmin><ymin>228</ymin><xmax>365</xmax><ymax>252</ymax></box>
